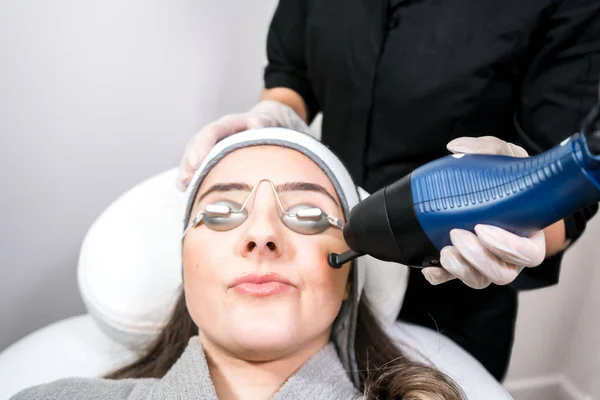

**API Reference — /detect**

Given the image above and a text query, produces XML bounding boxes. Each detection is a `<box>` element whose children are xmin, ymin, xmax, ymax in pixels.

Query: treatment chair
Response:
<box><xmin>0</xmin><ymin>168</ymin><xmax>512</xmax><ymax>399</ymax></box>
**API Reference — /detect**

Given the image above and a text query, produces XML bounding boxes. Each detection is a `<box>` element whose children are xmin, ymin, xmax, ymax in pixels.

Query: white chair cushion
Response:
<box><xmin>0</xmin><ymin>315</ymin><xmax>137</xmax><ymax>400</ymax></box>
<box><xmin>77</xmin><ymin>168</ymin><xmax>186</xmax><ymax>347</ymax></box>
<box><xmin>390</xmin><ymin>323</ymin><xmax>512</xmax><ymax>399</ymax></box>
<box><xmin>0</xmin><ymin>315</ymin><xmax>510</xmax><ymax>399</ymax></box>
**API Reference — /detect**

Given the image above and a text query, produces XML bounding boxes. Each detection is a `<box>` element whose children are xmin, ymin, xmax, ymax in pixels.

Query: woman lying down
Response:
<box><xmin>13</xmin><ymin>129</ymin><xmax>465</xmax><ymax>400</ymax></box>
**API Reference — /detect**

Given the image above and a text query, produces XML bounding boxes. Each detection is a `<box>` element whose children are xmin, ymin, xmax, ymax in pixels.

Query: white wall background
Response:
<box><xmin>0</xmin><ymin>2</ymin><xmax>598</xmax><ymax>399</ymax></box>
<box><xmin>505</xmin><ymin>219</ymin><xmax>600</xmax><ymax>399</ymax></box>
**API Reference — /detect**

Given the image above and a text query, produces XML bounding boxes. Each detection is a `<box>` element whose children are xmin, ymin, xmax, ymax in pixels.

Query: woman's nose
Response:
<box><xmin>241</xmin><ymin>230</ymin><xmax>282</xmax><ymax>259</ymax></box>
<box><xmin>237</xmin><ymin>183</ymin><xmax>286</xmax><ymax>259</ymax></box>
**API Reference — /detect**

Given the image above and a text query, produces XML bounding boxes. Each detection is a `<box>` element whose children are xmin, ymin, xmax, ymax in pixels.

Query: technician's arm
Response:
<box><xmin>511</xmin><ymin>0</ymin><xmax>600</xmax><ymax>289</ymax></box>
<box><xmin>260</xmin><ymin>88</ymin><xmax>308</xmax><ymax>124</ymax></box>
<box><xmin>543</xmin><ymin>221</ymin><xmax>568</xmax><ymax>257</ymax></box>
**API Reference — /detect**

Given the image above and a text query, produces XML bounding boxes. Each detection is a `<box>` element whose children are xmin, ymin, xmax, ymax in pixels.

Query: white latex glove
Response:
<box><xmin>421</xmin><ymin>136</ymin><xmax>547</xmax><ymax>289</ymax></box>
<box><xmin>176</xmin><ymin>100</ymin><xmax>310</xmax><ymax>191</ymax></box>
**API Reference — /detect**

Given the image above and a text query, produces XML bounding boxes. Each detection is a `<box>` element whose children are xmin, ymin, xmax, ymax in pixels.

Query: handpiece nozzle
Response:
<box><xmin>328</xmin><ymin>250</ymin><xmax>364</xmax><ymax>268</ymax></box>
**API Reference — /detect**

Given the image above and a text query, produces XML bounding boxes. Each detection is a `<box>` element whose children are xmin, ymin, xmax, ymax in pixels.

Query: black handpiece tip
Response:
<box><xmin>328</xmin><ymin>250</ymin><xmax>364</xmax><ymax>268</ymax></box>
<box><xmin>328</xmin><ymin>253</ymin><xmax>343</xmax><ymax>269</ymax></box>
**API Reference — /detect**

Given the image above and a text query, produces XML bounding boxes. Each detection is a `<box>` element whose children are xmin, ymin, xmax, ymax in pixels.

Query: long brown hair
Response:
<box><xmin>105</xmin><ymin>290</ymin><xmax>464</xmax><ymax>399</ymax></box>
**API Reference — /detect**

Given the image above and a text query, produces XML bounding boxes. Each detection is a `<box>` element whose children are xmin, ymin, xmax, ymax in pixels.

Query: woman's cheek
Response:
<box><xmin>182</xmin><ymin>236</ymin><xmax>224</xmax><ymax>294</ymax></box>
<box><xmin>182</xmin><ymin>240</ymin><xmax>203</xmax><ymax>278</ymax></box>
<box><xmin>183</xmin><ymin>243</ymin><xmax>223</xmax><ymax>326</ymax></box>
<box><xmin>298</xmin><ymin>238</ymin><xmax>350</xmax><ymax>298</ymax></box>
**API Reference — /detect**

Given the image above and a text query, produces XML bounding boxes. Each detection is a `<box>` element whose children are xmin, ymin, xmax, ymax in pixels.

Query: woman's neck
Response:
<box><xmin>199</xmin><ymin>334</ymin><xmax>330</xmax><ymax>400</ymax></box>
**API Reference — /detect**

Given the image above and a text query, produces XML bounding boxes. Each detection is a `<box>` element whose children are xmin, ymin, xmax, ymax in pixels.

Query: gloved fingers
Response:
<box><xmin>175</xmin><ymin>170</ymin><xmax>193</xmax><ymax>192</ymax></box>
<box><xmin>438</xmin><ymin>245</ymin><xmax>492</xmax><ymax>289</ymax></box>
<box><xmin>176</xmin><ymin>136</ymin><xmax>202</xmax><ymax>191</ymax></box>
<box><xmin>278</xmin><ymin>110</ymin><xmax>310</xmax><ymax>134</ymax></box>
<box><xmin>449</xmin><ymin>229</ymin><xmax>521</xmax><ymax>285</ymax></box>
<box><xmin>422</xmin><ymin>265</ymin><xmax>456</xmax><ymax>285</ymax></box>
<box><xmin>214</xmin><ymin>114</ymin><xmax>256</xmax><ymax>139</ymax></box>
<box><xmin>250</xmin><ymin>100</ymin><xmax>310</xmax><ymax>134</ymax></box>
<box><xmin>175</xmin><ymin>118</ymin><xmax>242</xmax><ymax>191</ymax></box>
<box><xmin>447</xmin><ymin>136</ymin><xmax>529</xmax><ymax>157</ymax></box>
<box><xmin>246</xmin><ymin>114</ymin><xmax>280</xmax><ymax>130</ymax></box>
<box><xmin>175</xmin><ymin>167</ymin><xmax>194</xmax><ymax>191</ymax></box>
<box><xmin>176</xmin><ymin>99</ymin><xmax>308</xmax><ymax>192</ymax></box>
<box><xmin>176</xmin><ymin>132</ymin><xmax>216</xmax><ymax>191</ymax></box>
<box><xmin>474</xmin><ymin>224</ymin><xmax>546</xmax><ymax>268</ymax></box>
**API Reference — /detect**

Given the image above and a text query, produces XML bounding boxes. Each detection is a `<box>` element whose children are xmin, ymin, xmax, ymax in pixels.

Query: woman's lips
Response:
<box><xmin>230</xmin><ymin>273</ymin><xmax>294</xmax><ymax>296</ymax></box>
<box><xmin>233</xmin><ymin>282</ymin><xmax>292</xmax><ymax>296</ymax></box>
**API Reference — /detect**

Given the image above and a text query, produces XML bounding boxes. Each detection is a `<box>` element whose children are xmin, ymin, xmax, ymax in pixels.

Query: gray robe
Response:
<box><xmin>10</xmin><ymin>337</ymin><xmax>363</xmax><ymax>400</ymax></box>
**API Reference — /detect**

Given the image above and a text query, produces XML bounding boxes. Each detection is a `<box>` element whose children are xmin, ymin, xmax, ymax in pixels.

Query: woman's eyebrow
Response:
<box><xmin>276</xmin><ymin>182</ymin><xmax>340</xmax><ymax>206</ymax></box>
<box><xmin>196</xmin><ymin>181</ymin><xmax>340</xmax><ymax>206</ymax></box>
<box><xmin>196</xmin><ymin>182</ymin><xmax>253</xmax><ymax>204</ymax></box>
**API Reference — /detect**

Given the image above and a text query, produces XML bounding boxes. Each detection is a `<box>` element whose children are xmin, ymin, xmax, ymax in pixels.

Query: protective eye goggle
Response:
<box><xmin>182</xmin><ymin>179</ymin><xmax>344</xmax><ymax>238</ymax></box>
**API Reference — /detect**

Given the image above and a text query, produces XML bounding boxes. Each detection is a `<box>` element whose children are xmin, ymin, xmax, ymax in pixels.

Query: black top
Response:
<box><xmin>264</xmin><ymin>0</ymin><xmax>600</xmax><ymax>291</ymax></box>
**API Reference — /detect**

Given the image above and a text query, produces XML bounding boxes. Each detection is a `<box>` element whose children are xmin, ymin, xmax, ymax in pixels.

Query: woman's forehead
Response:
<box><xmin>202</xmin><ymin>146</ymin><xmax>334</xmax><ymax>188</ymax></box>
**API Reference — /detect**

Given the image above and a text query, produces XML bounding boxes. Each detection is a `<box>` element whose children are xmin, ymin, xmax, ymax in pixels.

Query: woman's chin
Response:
<box><xmin>229</xmin><ymin>300</ymin><xmax>298</xmax><ymax>328</ymax></box>
<box><xmin>229</xmin><ymin>323</ymin><xmax>300</xmax><ymax>359</ymax></box>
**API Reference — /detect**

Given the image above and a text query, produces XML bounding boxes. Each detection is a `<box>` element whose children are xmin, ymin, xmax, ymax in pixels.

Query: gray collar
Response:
<box><xmin>152</xmin><ymin>337</ymin><xmax>362</xmax><ymax>400</ymax></box>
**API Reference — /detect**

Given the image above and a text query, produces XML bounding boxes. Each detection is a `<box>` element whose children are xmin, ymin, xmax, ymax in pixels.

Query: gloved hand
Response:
<box><xmin>421</xmin><ymin>136</ymin><xmax>547</xmax><ymax>289</ymax></box>
<box><xmin>176</xmin><ymin>100</ymin><xmax>310</xmax><ymax>191</ymax></box>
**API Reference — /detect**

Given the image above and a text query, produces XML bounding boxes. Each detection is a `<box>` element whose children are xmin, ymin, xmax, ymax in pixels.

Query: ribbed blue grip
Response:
<box><xmin>411</xmin><ymin>133</ymin><xmax>600</xmax><ymax>250</ymax></box>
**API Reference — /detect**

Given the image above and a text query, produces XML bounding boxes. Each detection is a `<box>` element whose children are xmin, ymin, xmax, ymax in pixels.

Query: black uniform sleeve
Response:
<box><xmin>512</xmin><ymin>0</ymin><xmax>600</xmax><ymax>290</ymax></box>
<box><xmin>264</xmin><ymin>0</ymin><xmax>321</xmax><ymax>122</ymax></box>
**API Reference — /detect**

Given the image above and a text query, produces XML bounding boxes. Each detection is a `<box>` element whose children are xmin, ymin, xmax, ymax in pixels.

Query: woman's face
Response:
<box><xmin>183</xmin><ymin>146</ymin><xmax>351</xmax><ymax>361</ymax></box>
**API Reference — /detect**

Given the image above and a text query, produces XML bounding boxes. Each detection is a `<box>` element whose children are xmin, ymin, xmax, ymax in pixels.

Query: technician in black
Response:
<box><xmin>176</xmin><ymin>0</ymin><xmax>600</xmax><ymax>381</ymax></box>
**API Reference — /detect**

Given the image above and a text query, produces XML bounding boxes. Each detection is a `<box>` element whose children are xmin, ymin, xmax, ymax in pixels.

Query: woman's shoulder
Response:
<box><xmin>10</xmin><ymin>377</ymin><xmax>157</xmax><ymax>400</ymax></box>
